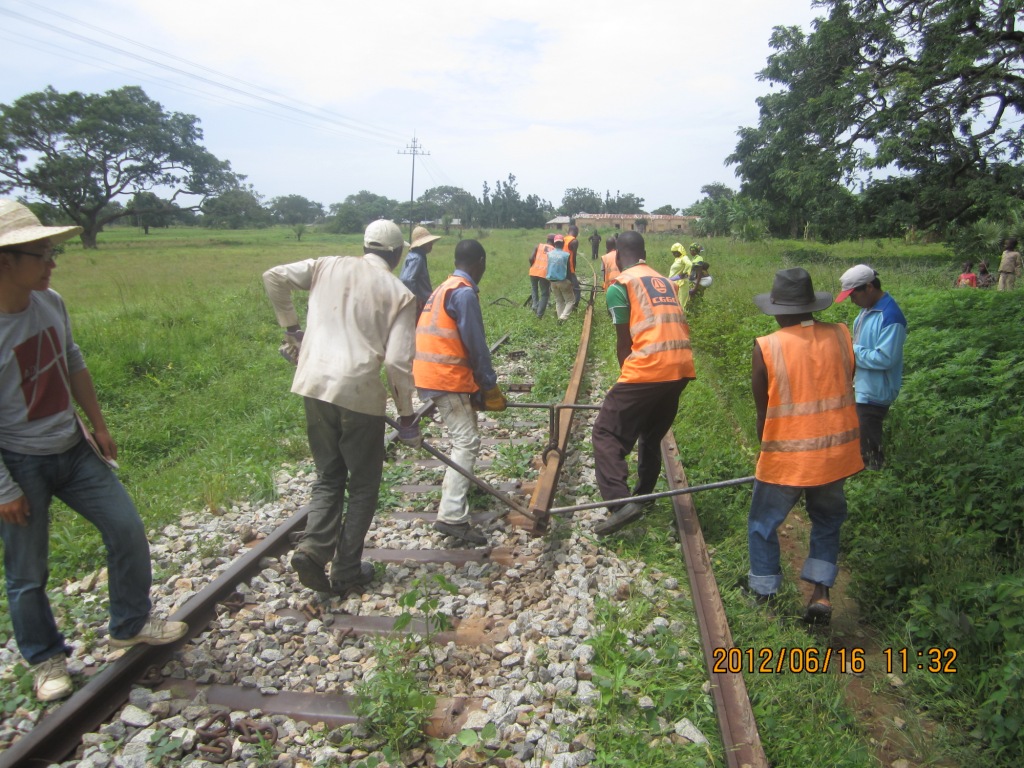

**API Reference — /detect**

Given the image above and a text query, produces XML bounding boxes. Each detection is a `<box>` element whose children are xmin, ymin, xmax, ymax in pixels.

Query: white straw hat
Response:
<box><xmin>0</xmin><ymin>199</ymin><xmax>82</xmax><ymax>249</ymax></box>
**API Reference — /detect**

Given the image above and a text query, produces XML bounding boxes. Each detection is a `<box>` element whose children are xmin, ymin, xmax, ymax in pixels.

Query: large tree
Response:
<box><xmin>731</xmin><ymin>1</ymin><xmax>1024</xmax><ymax>236</ymax></box>
<box><xmin>0</xmin><ymin>86</ymin><xmax>238</xmax><ymax>248</ymax></box>
<box><xmin>270</xmin><ymin>194</ymin><xmax>323</xmax><ymax>225</ymax></box>
<box><xmin>559</xmin><ymin>187</ymin><xmax>603</xmax><ymax>216</ymax></box>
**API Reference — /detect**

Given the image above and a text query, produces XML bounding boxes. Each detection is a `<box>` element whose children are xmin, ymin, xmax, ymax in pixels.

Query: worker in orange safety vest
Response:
<box><xmin>414</xmin><ymin>240</ymin><xmax>507</xmax><ymax>546</ymax></box>
<box><xmin>592</xmin><ymin>231</ymin><xmax>695</xmax><ymax>536</ymax></box>
<box><xmin>528</xmin><ymin>233</ymin><xmax>554</xmax><ymax>318</ymax></box>
<box><xmin>746</xmin><ymin>267</ymin><xmax>864</xmax><ymax>626</ymax></box>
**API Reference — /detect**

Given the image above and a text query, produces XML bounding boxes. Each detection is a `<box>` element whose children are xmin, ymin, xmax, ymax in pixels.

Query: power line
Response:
<box><xmin>397</xmin><ymin>135</ymin><xmax>430</xmax><ymax>233</ymax></box>
<box><xmin>0</xmin><ymin>5</ymin><xmax>407</xmax><ymax>146</ymax></box>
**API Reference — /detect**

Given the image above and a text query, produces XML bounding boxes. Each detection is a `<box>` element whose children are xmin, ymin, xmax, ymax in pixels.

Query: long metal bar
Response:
<box><xmin>661</xmin><ymin>435</ymin><xmax>767</xmax><ymax>768</ymax></box>
<box><xmin>383</xmin><ymin>416</ymin><xmax>535</xmax><ymax>521</ymax></box>
<box><xmin>547</xmin><ymin>476</ymin><xmax>755</xmax><ymax>515</ymax></box>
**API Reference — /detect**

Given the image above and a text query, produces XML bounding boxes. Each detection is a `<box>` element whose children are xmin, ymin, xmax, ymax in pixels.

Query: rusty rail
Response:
<box><xmin>661</xmin><ymin>434</ymin><xmax>767</xmax><ymax>768</ymax></box>
<box><xmin>527</xmin><ymin>290</ymin><xmax>596</xmax><ymax>534</ymax></box>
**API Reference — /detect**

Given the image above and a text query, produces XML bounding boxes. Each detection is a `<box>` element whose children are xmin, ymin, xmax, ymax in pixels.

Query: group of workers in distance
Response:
<box><xmin>0</xmin><ymin>201</ymin><xmax>909</xmax><ymax>704</ymax></box>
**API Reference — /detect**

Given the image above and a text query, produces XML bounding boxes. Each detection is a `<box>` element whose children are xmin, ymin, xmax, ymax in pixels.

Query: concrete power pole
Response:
<box><xmin>398</xmin><ymin>135</ymin><xmax>430</xmax><ymax>240</ymax></box>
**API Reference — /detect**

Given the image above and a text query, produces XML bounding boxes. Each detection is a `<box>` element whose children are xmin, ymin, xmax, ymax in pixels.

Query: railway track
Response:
<box><xmin>0</xmin><ymin>290</ymin><xmax>766</xmax><ymax>768</ymax></box>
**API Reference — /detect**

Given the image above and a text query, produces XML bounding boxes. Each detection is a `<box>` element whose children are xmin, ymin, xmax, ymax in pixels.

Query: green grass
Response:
<box><xmin>2</xmin><ymin>223</ymin><xmax>1014</xmax><ymax>764</ymax></box>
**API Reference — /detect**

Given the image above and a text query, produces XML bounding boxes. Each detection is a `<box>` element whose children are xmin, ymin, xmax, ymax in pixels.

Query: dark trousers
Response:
<box><xmin>856</xmin><ymin>403</ymin><xmax>890</xmax><ymax>470</ymax></box>
<box><xmin>592</xmin><ymin>379</ymin><xmax>688</xmax><ymax>508</ymax></box>
<box><xmin>301</xmin><ymin>397</ymin><xmax>385</xmax><ymax>584</ymax></box>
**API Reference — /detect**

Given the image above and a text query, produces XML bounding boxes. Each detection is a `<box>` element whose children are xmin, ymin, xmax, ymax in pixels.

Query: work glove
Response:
<box><xmin>279</xmin><ymin>329</ymin><xmax>304</xmax><ymax>365</ymax></box>
<box><xmin>480</xmin><ymin>386</ymin><xmax>507</xmax><ymax>412</ymax></box>
<box><xmin>397</xmin><ymin>416</ymin><xmax>422</xmax><ymax>449</ymax></box>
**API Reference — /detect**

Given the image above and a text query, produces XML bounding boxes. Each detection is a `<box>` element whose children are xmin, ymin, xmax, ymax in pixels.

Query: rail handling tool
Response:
<box><xmin>547</xmin><ymin>475</ymin><xmax>756</xmax><ymax>516</ymax></box>
<box><xmin>382</xmin><ymin>415</ymin><xmax>537</xmax><ymax>522</ymax></box>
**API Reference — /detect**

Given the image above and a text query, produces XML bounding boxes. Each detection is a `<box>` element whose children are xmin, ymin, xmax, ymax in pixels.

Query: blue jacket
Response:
<box><xmin>852</xmin><ymin>292</ymin><xmax>907</xmax><ymax>406</ymax></box>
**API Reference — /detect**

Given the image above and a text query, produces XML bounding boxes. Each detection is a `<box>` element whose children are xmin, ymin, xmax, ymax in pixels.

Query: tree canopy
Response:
<box><xmin>0</xmin><ymin>85</ymin><xmax>238</xmax><ymax>247</ymax></box>
<box><xmin>729</xmin><ymin>0</ymin><xmax>1024</xmax><ymax>238</ymax></box>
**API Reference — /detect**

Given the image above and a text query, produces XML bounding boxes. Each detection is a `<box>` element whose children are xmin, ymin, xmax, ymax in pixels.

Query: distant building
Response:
<box><xmin>546</xmin><ymin>212</ymin><xmax>697</xmax><ymax>234</ymax></box>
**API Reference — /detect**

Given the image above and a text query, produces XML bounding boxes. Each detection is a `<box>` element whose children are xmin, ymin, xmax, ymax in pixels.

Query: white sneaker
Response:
<box><xmin>33</xmin><ymin>655</ymin><xmax>72</xmax><ymax>702</ymax></box>
<box><xmin>109</xmin><ymin>617</ymin><xmax>188</xmax><ymax>649</ymax></box>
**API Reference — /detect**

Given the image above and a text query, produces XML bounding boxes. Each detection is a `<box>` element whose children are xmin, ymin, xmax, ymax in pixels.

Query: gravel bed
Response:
<box><xmin>0</xmin><ymin>384</ymin><xmax>708</xmax><ymax>767</ymax></box>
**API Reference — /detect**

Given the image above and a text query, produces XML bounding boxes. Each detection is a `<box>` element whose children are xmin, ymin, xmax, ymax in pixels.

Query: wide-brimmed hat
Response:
<box><xmin>364</xmin><ymin>219</ymin><xmax>409</xmax><ymax>251</ymax></box>
<box><xmin>0</xmin><ymin>199</ymin><xmax>82</xmax><ymax>250</ymax></box>
<box><xmin>834</xmin><ymin>264</ymin><xmax>878</xmax><ymax>303</ymax></box>
<box><xmin>410</xmin><ymin>226</ymin><xmax>441</xmax><ymax>249</ymax></box>
<box><xmin>754</xmin><ymin>267</ymin><xmax>833</xmax><ymax>315</ymax></box>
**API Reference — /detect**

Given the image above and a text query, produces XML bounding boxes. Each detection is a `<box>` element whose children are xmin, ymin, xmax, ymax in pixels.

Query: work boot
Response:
<box><xmin>291</xmin><ymin>550</ymin><xmax>331</xmax><ymax>592</ymax></box>
<box><xmin>109</xmin><ymin>617</ymin><xmax>188</xmax><ymax>649</ymax></box>
<box><xmin>593</xmin><ymin>502</ymin><xmax>645</xmax><ymax>537</ymax></box>
<box><xmin>331</xmin><ymin>561</ymin><xmax>376</xmax><ymax>598</ymax></box>
<box><xmin>434</xmin><ymin>521</ymin><xmax>488</xmax><ymax>546</ymax></box>
<box><xmin>33</xmin><ymin>654</ymin><xmax>72</xmax><ymax>702</ymax></box>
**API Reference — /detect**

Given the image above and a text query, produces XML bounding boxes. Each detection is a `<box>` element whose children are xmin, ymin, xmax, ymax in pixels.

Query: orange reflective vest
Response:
<box><xmin>529</xmin><ymin>243</ymin><xmax>552</xmax><ymax>278</ymax></box>
<box><xmin>602</xmin><ymin>251</ymin><xmax>620</xmax><ymax>289</ymax></box>
<box><xmin>563</xmin><ymin>235</ymin><xmax>577</xmax><ymax>272</ymax></box>
<box><xmin>616</xmin><ymin>264</ymin><xmax>696</xmax><ymax>384</ymax></box>
<box><xmin>413</xmin><ymin>275</ymin><xmax>477</xmax><ymax>393</ymax></box>
<box><xmin>755</xmin><ymin>322</ymin><xmax>864</xmax><ymax>486</ymax></box>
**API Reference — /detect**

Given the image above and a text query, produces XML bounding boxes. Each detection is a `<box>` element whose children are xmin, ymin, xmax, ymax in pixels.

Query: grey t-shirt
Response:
<box><xmin>0</xmin><ymin>289</ymin><xmax>85</xmax><ymax>503</ymax></box>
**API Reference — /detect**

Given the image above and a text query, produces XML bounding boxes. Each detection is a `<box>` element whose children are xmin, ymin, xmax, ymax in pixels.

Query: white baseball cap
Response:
<box><xmin>835</xmin><ymin>264</ymin><xmax>877</xmax><ymax>303</ymax></box>
<box><xmin>364</xmin><ymin>219</ymin><xmax>409</xmax><ymax>251</ymax></box>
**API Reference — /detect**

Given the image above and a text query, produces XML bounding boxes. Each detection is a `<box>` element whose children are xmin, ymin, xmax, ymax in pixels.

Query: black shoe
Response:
<box><xmin>803</xmin><ymin>598</ymin><xmax>833</xmax><ymax>626</ymax></box>
<box><xmin>291</xmin><ymin>550</ymin><xmax>331</xmax><ymax>592</ymax></box>
<box><xmin>331</xmin><ymin>562</ymin><xmax>375</xmax><ymax>598</ymax></box>
<box><xmin>434</xmin><ymin>521</ymin><xmax>488</xmax><ymax>546</ymax></box>
<box><xmin>736</xmin><ymin>578</ymin><xmax>777</xmax><ymax>609</ymax></box>
<box><xmin>593</xmin><ymin>502</ymin><xmax>645</xmax><ymax>537</ymax></box>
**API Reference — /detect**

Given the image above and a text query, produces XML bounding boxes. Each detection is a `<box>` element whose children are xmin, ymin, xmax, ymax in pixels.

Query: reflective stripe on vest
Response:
<box><xmin>755</xmin><ymin>322</ymin><xmax>864</xmax><ymax>486</ymax></box>
<box><xmin>529</xmin><ymin>243</ymin><xmax>551</xmax><ymax>278</ymax></box>
<box><xmin>602</xmin><ymin>251</ymin><xmax>620</xmax><ymax>289</ymax></box>
<box><xmin>616</xmin><ymin>264</ymin><xmax>696</xmax><ymax>384</ymax></box>
<box><xmin>413</xmin><ymin>275</ymin><xmax>476</xmax><ymax>392</ymax></box>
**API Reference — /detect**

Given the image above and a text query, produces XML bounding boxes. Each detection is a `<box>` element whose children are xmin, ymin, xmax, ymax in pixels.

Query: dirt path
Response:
<box><xmin>777</xmin><ymin>516</ymin><xmax>957</xmax><ymax>768</ymax></box>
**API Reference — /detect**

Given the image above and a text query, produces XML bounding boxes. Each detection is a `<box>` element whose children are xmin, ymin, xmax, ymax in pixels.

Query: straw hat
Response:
<box><xmin>0</xmin><ymin>200</ymin><xmax>82</xmax><ymax>249</ymax></box>
<box><xmin>410</xmin><ymin>226</ymin><xmax>441</xmax><ymax>249</ymax></box>
<box><xmin>754</xmin><ymin>267</ymin><xmax>833</xmax><ymax>315</ymax></box>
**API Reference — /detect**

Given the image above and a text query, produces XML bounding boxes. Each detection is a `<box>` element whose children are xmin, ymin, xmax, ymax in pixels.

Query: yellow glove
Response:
<box><xmin>481</xmin><ymin>386</ymin><xmax>507</xmax><ymax>412</ymax></box>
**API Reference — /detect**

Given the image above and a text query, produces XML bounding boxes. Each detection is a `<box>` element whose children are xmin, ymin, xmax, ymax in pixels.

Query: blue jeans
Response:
<box><xmin>530</xmin><ymin>276</ymin><xmax>550</xmax><ymax>318</ymax></box>
<box><xmin>747</xmin><ymin>478</ymin><xmax>848</xmax><ymax>597</ymax></box>
<box><xmin>1</xmin><ymin>440</ymin><xmax>152</xmax><ymax>664</ymax></box>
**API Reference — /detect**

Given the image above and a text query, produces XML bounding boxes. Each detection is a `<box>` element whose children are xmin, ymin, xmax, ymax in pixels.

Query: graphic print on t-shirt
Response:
<box><xmin>14</xmin><ymin>327</ymin><xmax>70</xmax><ymax>421</ymax></box>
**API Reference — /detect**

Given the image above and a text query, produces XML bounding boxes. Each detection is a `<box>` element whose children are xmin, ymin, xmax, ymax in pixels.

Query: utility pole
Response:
<box><xmin>398</xmin><ymin>134</ymin><xmax>429</xmax><ymax>239</ymax></box>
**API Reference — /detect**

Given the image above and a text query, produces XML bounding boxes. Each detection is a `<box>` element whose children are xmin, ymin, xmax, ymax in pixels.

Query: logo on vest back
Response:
<box><xmin>642</xmin><ymin>276</ymin><xmax>679</xmax><ymax>306</ymax></box>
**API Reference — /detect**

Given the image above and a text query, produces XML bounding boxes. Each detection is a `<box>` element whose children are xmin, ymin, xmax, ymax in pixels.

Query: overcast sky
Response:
<box><xmin>0</xmin><ymin>0</ymin><xmax>824</xmax><ymax>213</ymax></box>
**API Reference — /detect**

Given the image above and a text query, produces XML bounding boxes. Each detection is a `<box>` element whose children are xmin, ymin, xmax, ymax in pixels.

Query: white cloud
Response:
<box><xmin>1</xmin><ymin>0</ymin><xmax>823</xmax><ymax>209</ymax></box>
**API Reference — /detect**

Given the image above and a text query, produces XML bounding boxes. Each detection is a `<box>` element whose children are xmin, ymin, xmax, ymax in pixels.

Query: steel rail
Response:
<box><xmin>528</xmin><ymin>289</ymin><xmax>596</xmax><ymax>534</ymax></box>
<box><xmin>2</xmin><ymin>336</ymin><xmax>517</xmax><ymax>768</ymax></box>
<box><xmin>661</xmin><ymin>434</ymin><xmax>767</xmax><ymax>768</ymax></box>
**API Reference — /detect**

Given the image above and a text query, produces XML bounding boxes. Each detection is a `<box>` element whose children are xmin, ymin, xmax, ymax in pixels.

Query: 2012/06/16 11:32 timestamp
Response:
<box><xmin>883</xmin><ymin>647</ymin><xmax>958</xmax><ymax>674</ymax></box>
<box><xmin>710</xmin><ymin>646</ymin><xmax>958</xmax><ymax>674</ymax></box>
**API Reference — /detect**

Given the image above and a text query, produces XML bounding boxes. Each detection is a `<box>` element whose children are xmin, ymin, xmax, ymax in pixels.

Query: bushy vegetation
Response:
<box><xmin>2</xmin><ymin>225</ymin><xmax>1019</xmax><ymax>764</ymax></box>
